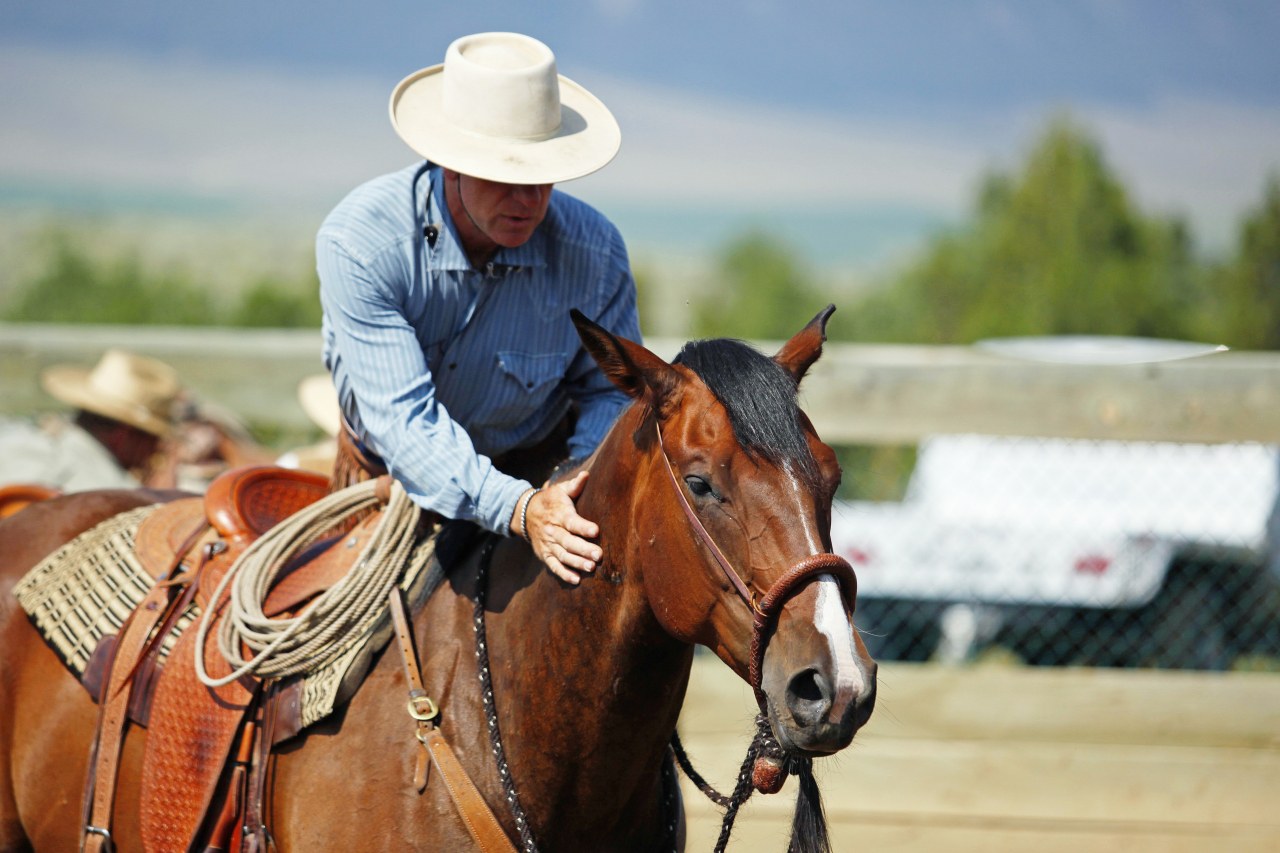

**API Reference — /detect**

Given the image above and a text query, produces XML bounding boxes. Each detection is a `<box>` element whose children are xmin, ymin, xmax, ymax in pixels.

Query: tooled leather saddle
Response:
<box><xmin>79</xmin><ymin>465</ymin><xmax>384</xmax><ymax>853</ymax></box>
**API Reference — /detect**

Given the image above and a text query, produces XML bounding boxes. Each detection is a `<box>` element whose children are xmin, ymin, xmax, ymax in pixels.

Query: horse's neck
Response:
<box><xmin>484</xmin><ymin>419</ymin><xmax>693</xmax><ymax>841</ymax></box>
<box><xmin>494</xmin><ymin>556</ymin><xmax>691</xmax><ymax>714</ymax></box>
<box><xmin>486</xmin><ymin>557</ymin><xmax>691</xmax><ymax>842</ymax></box>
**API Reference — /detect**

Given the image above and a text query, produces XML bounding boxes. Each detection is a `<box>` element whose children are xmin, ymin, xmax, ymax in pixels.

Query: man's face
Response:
<box><xmin>454</xmin><ymin>174</ymin><xmax>553</xmax><ymax>249</ymax></box>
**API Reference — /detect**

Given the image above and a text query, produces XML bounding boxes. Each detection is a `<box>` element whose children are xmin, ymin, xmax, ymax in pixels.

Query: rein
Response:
<box><xmin>398</xmin><ymin>413</ymin><xmax>857</xmax><ymax>853</ymax></box>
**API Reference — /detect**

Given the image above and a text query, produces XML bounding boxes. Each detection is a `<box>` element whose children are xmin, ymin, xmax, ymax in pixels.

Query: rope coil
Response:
<box><xmin>195</xmin><ymin>478</ymin><xmax>428</xmax><ymax>687</ymax></box>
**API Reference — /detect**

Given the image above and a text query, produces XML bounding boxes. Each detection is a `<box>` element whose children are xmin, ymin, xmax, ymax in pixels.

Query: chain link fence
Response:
<box><xmin>833</xmin><ymin>435</ymin><xmax>1280</xmax><ymax>671</ymax></box>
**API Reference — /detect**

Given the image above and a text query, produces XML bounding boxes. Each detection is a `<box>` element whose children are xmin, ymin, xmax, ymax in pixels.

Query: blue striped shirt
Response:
<box><xmin>317</xmin><ymin>162</ymin><xmax>640</xmax><ymax>534</ymax></box>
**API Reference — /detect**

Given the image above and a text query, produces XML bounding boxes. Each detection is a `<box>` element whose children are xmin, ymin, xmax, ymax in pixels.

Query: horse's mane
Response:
<box><xmin>675</xmin><ymin>338</ymin><xmax>821</xmax><ymax>491</ymax></box>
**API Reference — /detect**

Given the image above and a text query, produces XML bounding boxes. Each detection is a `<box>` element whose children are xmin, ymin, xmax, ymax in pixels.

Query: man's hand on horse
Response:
<box><xmin>514</xmin><ymin>471</ymin><xmax>602</xmax><ymax>585</ymax></box>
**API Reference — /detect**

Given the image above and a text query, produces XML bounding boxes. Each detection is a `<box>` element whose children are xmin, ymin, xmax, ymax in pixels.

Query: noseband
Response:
<box><xmin>654</xmin><ymin>421</ymin><xmax>857</xmax><ymax>710</ymax></box>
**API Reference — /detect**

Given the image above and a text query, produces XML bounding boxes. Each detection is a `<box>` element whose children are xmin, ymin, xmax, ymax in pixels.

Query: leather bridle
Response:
<box><xmin>654</xmin><ymin>420</ymin><xmax>857</xmax><ymax>711</ymax></box>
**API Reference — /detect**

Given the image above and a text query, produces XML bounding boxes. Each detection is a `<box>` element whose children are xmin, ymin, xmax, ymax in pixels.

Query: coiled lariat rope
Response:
<box><xmin>195</xmin><ymin>478</ymin><xmax>429</xmax><ymax>688</ymax></box>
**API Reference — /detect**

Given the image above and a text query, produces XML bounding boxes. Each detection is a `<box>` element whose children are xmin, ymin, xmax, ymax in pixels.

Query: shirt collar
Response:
<box><xmin>424</xmin><ymin>164</ymin><xmax>550</xmax><ymax>274</ymax></box>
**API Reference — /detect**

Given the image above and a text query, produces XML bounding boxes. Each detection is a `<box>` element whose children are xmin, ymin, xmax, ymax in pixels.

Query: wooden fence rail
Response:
<box><xmin>2</xmin><ymin>323</ymin><xmax>1278</xmax><ymax>444</ymax></box>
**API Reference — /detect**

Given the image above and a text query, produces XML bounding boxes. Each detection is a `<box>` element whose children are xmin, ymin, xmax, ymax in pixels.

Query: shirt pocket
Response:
<box><xmin>491</xmin><ymin>351</ymin><xmax>568</xmax><ymax>423</ymax></box>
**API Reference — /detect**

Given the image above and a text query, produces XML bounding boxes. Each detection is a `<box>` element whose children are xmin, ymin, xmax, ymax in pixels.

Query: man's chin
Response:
<box><xmin>493</xmin><ymin>228</ymin><xmax>537</xmax><ymax>248</ymax></box>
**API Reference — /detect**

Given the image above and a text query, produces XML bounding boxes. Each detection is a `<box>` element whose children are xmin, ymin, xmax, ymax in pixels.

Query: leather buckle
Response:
<box><xmin>84</xmin><ymin>825</ymin><xmax>114</xmax><ymax>853</ymax></box>
<box><xmin>407</xmin><ymin>695</ymin><xmax>438</xmax><ymax>722</ymax></box>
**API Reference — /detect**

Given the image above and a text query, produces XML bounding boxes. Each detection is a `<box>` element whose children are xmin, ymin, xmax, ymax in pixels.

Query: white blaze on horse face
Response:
<box><xmin>781</xmin><ymin>461</ymin><xmax>823</xmax><ymax>555</ymax></box>
<box><xmin>815</xmin><ymin>577</ymin><xmax>861</xmax><ymax>718</ymax></box>
<box><xmin>781</xmin><ymin>463</ymin><xmax>862</xmax><ymax>716</ymax></box>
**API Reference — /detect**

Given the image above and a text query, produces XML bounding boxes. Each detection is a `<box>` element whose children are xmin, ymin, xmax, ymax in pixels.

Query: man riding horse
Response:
<box><xmin>317</xmin><ymin>31</ymin><xmax>637</xmax><ymax>585</ymax></box>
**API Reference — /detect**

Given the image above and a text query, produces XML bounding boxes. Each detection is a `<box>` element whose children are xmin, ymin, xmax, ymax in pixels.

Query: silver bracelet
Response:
<box><xmin>518</xmin><ymin>487</ymin><xmax>541</xmax><ymax>541</ymax></box>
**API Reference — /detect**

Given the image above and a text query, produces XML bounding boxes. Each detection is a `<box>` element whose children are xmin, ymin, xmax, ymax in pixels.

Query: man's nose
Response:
<box><xmin>510</xmin><ymin>184</ymin><xmax>549</xmax><ymax>206</ymax></box>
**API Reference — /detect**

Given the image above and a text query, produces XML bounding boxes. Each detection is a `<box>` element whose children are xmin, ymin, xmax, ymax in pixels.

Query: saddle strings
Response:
<box><xmin>194</xmin><ymin>478</ymin><xmax>430</xmax><ymax>687</ymax></box>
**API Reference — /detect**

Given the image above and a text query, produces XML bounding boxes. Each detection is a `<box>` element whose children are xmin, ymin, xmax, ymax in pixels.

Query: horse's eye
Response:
<box><xmin>684</xmin><ymin>475</ymin><xmax>716</xmax><ymax>499</ymax></box>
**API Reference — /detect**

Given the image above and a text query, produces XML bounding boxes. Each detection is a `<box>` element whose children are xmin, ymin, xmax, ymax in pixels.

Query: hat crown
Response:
<box><xmin>442</xmin><ymin>33</ymin><xmax>561</xmax><ymax>142</ymax></box>
<box><xmin>41</xmin><ymin>348</ymin><xmax>180</xmax><ymax>435</ymax></box>
<box><xmin>87</xmin><ymin>349</ymin><xmax>179</xmax><ymax>415</ymax></box>
<box><xmin>389</xmin><ymin>31</ymin><xmax>620</xmax><ymax>184</ymax></box>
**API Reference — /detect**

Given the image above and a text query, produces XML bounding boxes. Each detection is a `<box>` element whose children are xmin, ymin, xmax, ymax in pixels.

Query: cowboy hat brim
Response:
<box><xmin>41</xmin><ymin>366</ymin><xmax>172</xmax><ymax>436</ymax></box>
<box><xmin>389</xmin><ymin>64</ymin><xmax>621</xmax><ymax>185</ymax></box>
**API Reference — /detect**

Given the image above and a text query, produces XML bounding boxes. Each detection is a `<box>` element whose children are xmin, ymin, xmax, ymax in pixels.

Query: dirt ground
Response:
<box><xmin>676</xmin><ymin>655</ymin><xmax>1280</xmax><ymax>852</ymax></box>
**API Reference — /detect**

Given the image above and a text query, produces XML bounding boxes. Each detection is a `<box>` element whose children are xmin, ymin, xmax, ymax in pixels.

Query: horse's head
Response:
<box><xmin>572</xmin><ymin>307</ymin><xmax>876</xmax><ymax>757</ymax></box>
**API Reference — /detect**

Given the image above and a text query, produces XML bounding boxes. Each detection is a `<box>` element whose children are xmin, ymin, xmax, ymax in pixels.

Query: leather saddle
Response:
<box><xmin>83</xmin><ymin>465</ymin><xmax>386</xmax><ymax>853</ymax></box>
<box><xmin>0</xmin><ymin>482</ymin><xmax>61</xmax><ymax>520</ymax></box>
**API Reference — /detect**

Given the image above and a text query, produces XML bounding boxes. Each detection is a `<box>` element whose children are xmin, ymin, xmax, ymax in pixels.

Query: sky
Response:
<box><xmin>1</xmin><ymin>1</ymin><xmax>1278</xmax><ymax>270</ymax></box>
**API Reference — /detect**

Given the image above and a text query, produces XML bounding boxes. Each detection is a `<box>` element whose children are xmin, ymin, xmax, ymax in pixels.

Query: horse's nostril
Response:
<box><xmin>789</xmin><ymin>668</ymin><xmax>824</xmax><ymax>702</ymax></box>
<box><xmin>785</xmin><ymin>668</ymin><xmax>831</xmax><ymax>728</ymax></box>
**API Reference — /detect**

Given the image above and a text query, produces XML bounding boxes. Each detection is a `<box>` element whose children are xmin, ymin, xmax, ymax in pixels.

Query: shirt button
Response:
<box><xmin>526</xmin><ymin>381</ymin><xmax>533</xmax><ymax>388</ymax></box>
<box><xmin>449</xmin><ymin>362</ymin><xmax>457</xmax><ymax>370</ymax></box>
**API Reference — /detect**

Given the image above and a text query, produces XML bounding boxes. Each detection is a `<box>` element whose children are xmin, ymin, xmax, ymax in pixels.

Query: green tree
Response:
<box><xmin>3</xmin><ymin>230</ymin><xmax>216</xmax><ymax>325</ymax></box>
<box><xmin>691</xmin><ymin>230</ymin><xmax>825</xmax><ymax>340</ymax></box>
<box><xmin>843</xmin><ymin>118</ymin><xmax>1203</xmax><ymax>343</ymax></box>
<box><xmin>632</xmin><ymin>260</ymin><xmax>660</xmax><ymax>336</ymax></box>
<box><xmin>229</xmin><ymin>274</ymin><xmax>322</xmax><ymax>328</ymax></box>
<box><xmin>1200</xmin><ymin>176</ymin><xmax>1280</xmax><ymax>350</ymax></box>
<box><xmin>1</xmin><ymin>227</ymin><xmax>330</xmax><ymax>329</ymax></box>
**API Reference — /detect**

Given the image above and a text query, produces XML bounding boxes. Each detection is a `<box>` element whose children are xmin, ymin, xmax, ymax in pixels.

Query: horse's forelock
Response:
<box><xmin>674</xmin><ymin>339</ymin><xmax>821</xmax><ymax>490</ymax></box>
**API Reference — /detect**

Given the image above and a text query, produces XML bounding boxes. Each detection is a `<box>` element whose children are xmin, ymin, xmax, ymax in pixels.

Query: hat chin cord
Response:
<box><xmin>452</xmin><ymin>172</ymin><xmax>500</xmax><ymax>268</ymax></box>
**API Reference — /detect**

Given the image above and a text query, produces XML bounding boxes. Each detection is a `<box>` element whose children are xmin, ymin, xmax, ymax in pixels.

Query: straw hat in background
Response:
<box><xmin>40</xmin><ymin>349</ymin><xmax>180</xmax><ymax>436</ymax></box>
<box><xmin>389</xmin><ymin>31</ymin><xmax>621</xmax><ymax>185</ymax></box>
<box><xmin>296</xmin><ymin>374</ymin><xmax>341</xmax><ymax>438</ymax></box>
<box><xmin>279</xmin><ymin>374</ymin><xmax>340</xmax><ymax>475</ymax></box>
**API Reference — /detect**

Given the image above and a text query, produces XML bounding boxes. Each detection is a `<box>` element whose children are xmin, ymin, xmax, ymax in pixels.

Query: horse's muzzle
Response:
<box><xmin>775</xmin><ymin>657</ymin><xmax>877</xmax><ymax>755</ymax></box>
<box><xmin>758</xmin><ymin>567</ymin><xmax>878</xmax><ymax>756</ymax></box>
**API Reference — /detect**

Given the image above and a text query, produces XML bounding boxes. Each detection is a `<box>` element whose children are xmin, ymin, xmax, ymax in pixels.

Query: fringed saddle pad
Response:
<box><xmin>14</xmin><ymin>505</ymin><xmax>192</xmax><ymax>674</ymax></box>
<box><xmin>14</xmin><ymin>503</ymin><xmax>443</xmax><ymax>732</ymax></box>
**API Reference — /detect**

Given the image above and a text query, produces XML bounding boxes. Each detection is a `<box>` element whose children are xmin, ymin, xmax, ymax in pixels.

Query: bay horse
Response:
<box><xmin>0</xmin><ymin>307</ymin><xmax>876</xmax><ymax>852</ymax></box>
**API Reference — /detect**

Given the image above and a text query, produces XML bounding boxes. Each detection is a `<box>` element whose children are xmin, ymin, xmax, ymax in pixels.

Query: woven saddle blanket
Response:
<box><xmin>15</xmin><ymin>502</ymin><xmax>442</xmax><ymax>732</ymax></box>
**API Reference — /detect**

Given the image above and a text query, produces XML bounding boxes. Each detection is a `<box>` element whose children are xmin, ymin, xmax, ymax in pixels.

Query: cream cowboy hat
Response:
<box><xmin>40</xmin><ymin>349</ymin><xmax>180</xmax><ymax>436</ymax></box>
<box><xmin>389</xmin><ymin>32</ymin><xmax>621</xmax><ymax>185</ymax></box>
<box><xmin>297</xmin><ymin>374</ymin><xmax>341</xmax><ymax>438</ymax></box>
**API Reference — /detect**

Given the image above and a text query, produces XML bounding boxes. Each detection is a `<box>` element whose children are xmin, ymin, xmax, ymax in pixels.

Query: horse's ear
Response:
<box><xmin>571</xmin><ymin>310</ymin><xmax>682</xmax><ymax>407</ymax></box>
<box><xmin>774</xmin><ymin>304</ymin><xmax>836</xmax><ymax>385</ymax></box>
